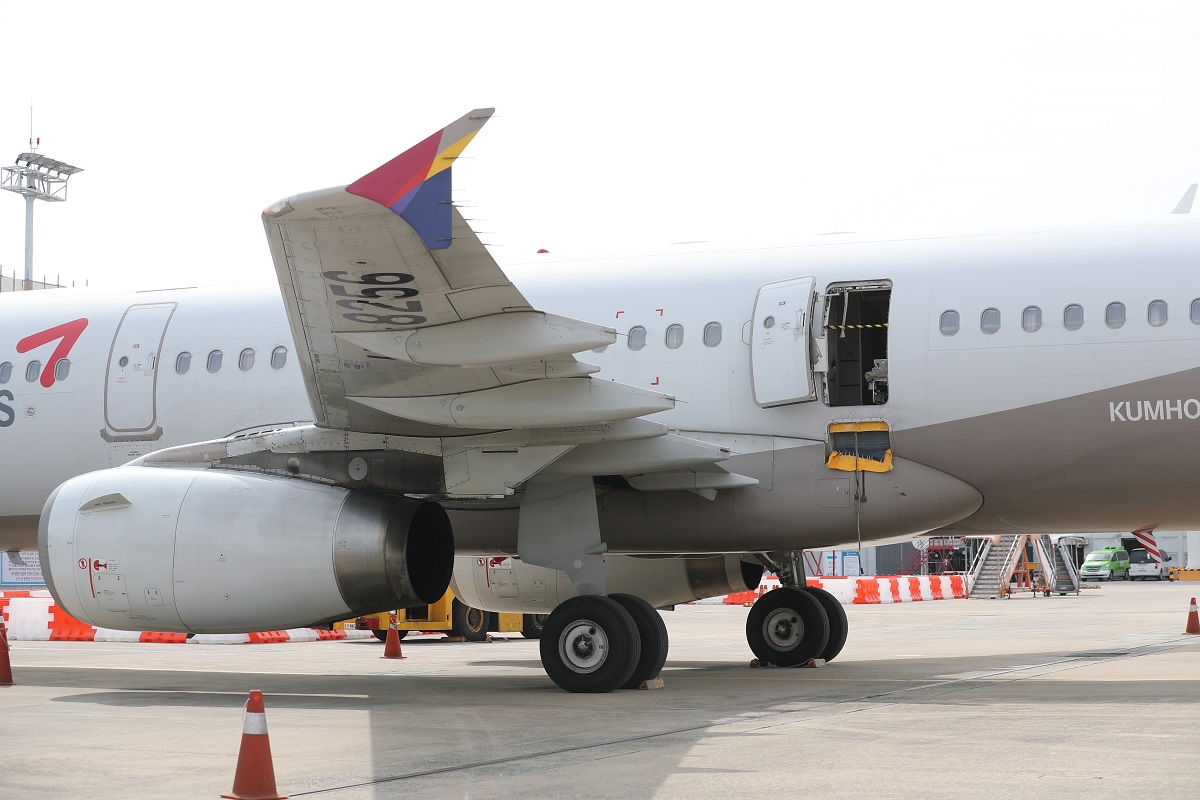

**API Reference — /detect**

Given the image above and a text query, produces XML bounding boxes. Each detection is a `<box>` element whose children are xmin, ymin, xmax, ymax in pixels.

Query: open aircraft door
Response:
<box><xmin>102</xmin><ymin>302</ymin><xmax>176</xmax><ymax>442</ymax></box>
<box><xmin>750</xmin><ymin>276</ymin><xmax>817</xmax><ymax>406</ymax></box>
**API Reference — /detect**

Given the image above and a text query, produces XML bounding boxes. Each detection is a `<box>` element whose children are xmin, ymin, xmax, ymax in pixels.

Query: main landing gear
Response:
<box><xmin>746</xmin><ymin>549</ymin><xmax>849</xmax><ymax>667</ymax></box>
<box><xmin>539</xmin><ymin>593</ymin><xmax>669</xmax><ymax>693</ymax></box>
<box><xmin>745</xmin><ymin>585</ymin><xmax>849</xmax><ymax>666</ymax></box>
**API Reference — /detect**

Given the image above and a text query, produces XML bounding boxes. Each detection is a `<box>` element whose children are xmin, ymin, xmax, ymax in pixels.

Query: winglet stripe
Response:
<box><xmin>345</xmin><ymin>108</ymin><xmax>494</xmax><ymax>250</ymax></box>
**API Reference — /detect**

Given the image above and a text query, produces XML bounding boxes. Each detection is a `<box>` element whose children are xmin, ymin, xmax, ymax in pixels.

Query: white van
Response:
<box><xmin>1128</xmin><ymin>548</ymin><xmax>1171</xmax><ymax>580</ymax></box>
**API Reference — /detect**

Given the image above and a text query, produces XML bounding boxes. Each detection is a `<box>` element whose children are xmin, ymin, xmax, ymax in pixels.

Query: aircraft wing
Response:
<box><xmin>263</xmin><ymin>109</ymin><xmax>674</xmax><ymax>436</ymax></box>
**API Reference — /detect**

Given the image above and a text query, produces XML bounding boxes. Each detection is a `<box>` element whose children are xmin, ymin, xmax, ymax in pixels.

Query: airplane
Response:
<box><xmin>4</xmin><ymin>107</ymin><xmax>1200</xmax><ymax>692</ymax></box>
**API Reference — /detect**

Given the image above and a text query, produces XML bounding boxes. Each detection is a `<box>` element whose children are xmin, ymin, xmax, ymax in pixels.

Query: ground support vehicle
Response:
<box><xmin>1079</xmin><ymin>547</ymin><xmax>1131</xmax><ymax>582</ymax></box>
<box><xmin>1129</xmin><ymin>548</ymin><xmax>1172</xmax><ymax>580</ymax></box>
<box><xmin>341</xmin><ymin>589</ymin><xmax>547</xmax><ymax>642</ymax></box>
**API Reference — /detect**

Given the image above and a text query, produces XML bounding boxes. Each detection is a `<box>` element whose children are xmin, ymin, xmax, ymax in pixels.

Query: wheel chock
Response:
<box><xmin>638</xmin><ymin>678</ymin><xmax>666</xmax><ymax>690</ymax></box>
<box><xmin>442</xmin><ymin>636</ymin><xmax>466</xmax><ymax>643</ymax></box>
<box><xmin>750</xmin><ymin>658</ymin><xmax>826</xmax><ymax>669</ymax></box>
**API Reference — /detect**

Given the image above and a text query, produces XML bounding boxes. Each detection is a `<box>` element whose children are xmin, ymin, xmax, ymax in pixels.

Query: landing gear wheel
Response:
<box><xmin>746</xmin><ymin>587</ymin><xmax>830</xmax><ymax>667</ymax></box>
<box><xmin>521</xmin><ymin>613</ymin><xmax>549</xmax><ymax>639</ymax></box>
<box><xmin>540</xmin><ymin>596</ymin><xmax>641</xmax><ymax>693</ymax></box>
<box><xmin>452</xmin><ymin>599</ymin><xmax>492</xmax><ymax>642</ymax></box>
<box><xmin>373</xmin><ymin>629</ymin><xmax>409</xmax><ymax>642</ymax></box>
<box><xmin>800</xmin><ymin>586</ymin><xmax>847</xmax><ymax>662</ymax></box>
<box><xmin>610</xmin><ymin>594</ymin><xmax>669</xmax><ymax>689</ymax></box>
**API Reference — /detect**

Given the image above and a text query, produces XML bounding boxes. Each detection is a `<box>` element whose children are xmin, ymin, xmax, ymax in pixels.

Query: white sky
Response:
<box><xmin>2</xmin><ymin>1</ymin><xmax>1200</xmax><ymax>290</ymax></box>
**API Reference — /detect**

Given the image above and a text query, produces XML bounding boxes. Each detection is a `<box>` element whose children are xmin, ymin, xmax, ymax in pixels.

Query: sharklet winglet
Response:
<box><xmin>346</xmin><ymin>108</ymin><xmax>495</xmax><ymax>250</ymax></box>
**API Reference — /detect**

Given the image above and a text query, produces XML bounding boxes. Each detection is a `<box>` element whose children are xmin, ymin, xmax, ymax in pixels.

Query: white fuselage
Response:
<box><xmin>4</xmin><ymin>217</ymin><xmax>1200</xmax><ymax>549</ymax></box>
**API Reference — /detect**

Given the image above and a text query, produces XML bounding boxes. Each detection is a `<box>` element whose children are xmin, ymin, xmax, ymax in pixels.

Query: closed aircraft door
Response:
<box><xmin>750</xmin><ymin>276</ymin><xmax>816</xmax><ymax>406</ymax></box>
<box><xmin>102</xmin><ymin>302</ymin><xmax>177</xmax><ymax>441</ymax></box>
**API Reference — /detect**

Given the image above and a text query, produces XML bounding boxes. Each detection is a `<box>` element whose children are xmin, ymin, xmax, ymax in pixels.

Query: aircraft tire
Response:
<box><xmin>540</xmin><ymin>596</ymin><xmax>640</xmax><ymax>693</ymax></box>
<box><xmin>609</xmin><ymin>593</ymin><xmax>669</xmax><ymax>689</ymax></box>
<box><xmin>521</xmin><ymin>613</ymin><xmax>549</xmax><ymax>639</ymax></box>
<box><xmin>452</xmin><ymin>599</ymin><xmax>492</xmax><ymax>642</ymax></box>
<box><xmin>746</xmin><ymin>587</ymin><xmax>830</xmax><ymax>667</ymax></box>
<box><xmin>800</xmin><ymin>586</ymin><xmax>848</xmax><ymax>662</ymax></box>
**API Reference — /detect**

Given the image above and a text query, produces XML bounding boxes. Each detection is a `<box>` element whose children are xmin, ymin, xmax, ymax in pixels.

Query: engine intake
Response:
<box><xmin>39</xmin><ymin>468</ymin><xmax>453</xmax><ymax>633</ymax></box>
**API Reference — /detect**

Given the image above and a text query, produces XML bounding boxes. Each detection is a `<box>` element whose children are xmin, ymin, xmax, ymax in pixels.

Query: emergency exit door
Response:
<box><xmin>102</xmin><ymin>302</ymin><xmax>177</xmax><ymax>441</ymax></box>
<box><xmin>750</xmin><ymin>276</ymin><xmax>816</xmax><ymax>406</ymax></box>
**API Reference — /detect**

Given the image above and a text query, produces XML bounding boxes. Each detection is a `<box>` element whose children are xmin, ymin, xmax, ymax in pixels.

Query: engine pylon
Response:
<box><xmin>221</xmin><ymin>690</ymin><xmax>286</xmax><ymax>800</ymax></box>
<box><xmin>381</xmin><ymin>612</ymin><xmax>406</xmax><ymax>659</ymax></box>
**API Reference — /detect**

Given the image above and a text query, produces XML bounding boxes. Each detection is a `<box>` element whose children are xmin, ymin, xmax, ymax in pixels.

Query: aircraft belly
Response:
<box><xmin>450</xmin><ymin>446</ymin><xmax>981</xmax><ymax>554</ymax></box>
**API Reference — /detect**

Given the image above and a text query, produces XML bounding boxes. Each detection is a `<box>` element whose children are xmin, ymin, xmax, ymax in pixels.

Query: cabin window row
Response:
<box><xmin>0</xmin><ymin>347</ymin><xmax>289</xmax><ymax>385</ymax></box>
<box><xmin>593</xmin><ymin>322</ymin><xmax>724</xmax><ymax>353</ymax></box>
<box><xmin>0</xmin><ymin>359</ymin><xmax>71</xmax><ymax>384</ymax></box>
<box><xmin>940</xmin><ymin>299</ymin><xmax>1189</xmax><ymax>336</ymax></box>
<box><xmin>175</xmin><ymin>346</ymin><xmax>289</xmax><ymax>375</ymax></box>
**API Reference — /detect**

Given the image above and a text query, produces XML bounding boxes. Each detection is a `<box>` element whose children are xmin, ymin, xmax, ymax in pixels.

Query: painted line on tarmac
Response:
<box><xmin>114</xmin><ymin>689</ymin><xmax>371</xmax><ymax>699</ymax></box>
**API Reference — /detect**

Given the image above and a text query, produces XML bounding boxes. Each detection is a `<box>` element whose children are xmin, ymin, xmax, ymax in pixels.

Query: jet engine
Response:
<box><xmin>452</xmin><ymin>553</ymin><xmax>763</xmax><ymax>613</ymax></box>
<box><xmin>39</xmin><ymin>467</ymin><xmax>453</xmax><ymax>633</ymax></box>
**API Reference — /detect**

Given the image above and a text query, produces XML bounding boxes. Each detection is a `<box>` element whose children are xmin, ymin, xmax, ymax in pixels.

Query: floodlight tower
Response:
<box><xmin>1</xmin><ymin>138</ymin><xmax>83</xmax><ymax>289</ymax></box>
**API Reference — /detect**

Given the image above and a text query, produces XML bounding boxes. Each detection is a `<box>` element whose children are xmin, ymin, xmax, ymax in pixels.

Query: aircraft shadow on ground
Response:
<box><xmin>29</xmin><ymin>643</ymin><xmax>1200</xmax><ymax>712</ymax></box>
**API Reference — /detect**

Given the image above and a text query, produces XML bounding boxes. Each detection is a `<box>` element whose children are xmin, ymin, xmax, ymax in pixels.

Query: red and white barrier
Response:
<box><xmin>0</xmin><ymin>594</ymin><xmax>373</xmax><ymax>643</ymax></box>
<box><xmin>724</xmin><ymin>575</ymin><xmax>967</xmax><ymax>606</ymax></box>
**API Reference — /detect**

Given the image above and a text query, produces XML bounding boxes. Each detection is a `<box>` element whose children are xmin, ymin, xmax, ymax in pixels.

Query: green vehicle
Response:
<box><xmin>1079</xmin><ymin>547</ymin><xmax>1130</xmax><ymax>581</ymax></box>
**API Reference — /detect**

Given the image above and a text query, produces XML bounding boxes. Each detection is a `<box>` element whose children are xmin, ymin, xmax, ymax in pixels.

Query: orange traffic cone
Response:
<box><xmin>0</xmin><ymin>616</ymin><xmax>13</xmax><ymax>687</ymax></box>
<box><xmin>381</xmin><ymin>612</ymin><xmax>405</xmax><ymax>660</ymax></box>
<box><xmin>221</xmin><ymin>690</ymin><xmax>286</xmax><ymax>800</ymax></box>
<box><xmin>1185</xmin><ymin>597</ymin><xmax>1200</xmax><ymax>636</ymax></box>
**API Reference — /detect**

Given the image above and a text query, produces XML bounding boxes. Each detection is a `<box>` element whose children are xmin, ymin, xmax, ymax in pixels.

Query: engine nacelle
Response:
<box><xmin>451</xmin><ymin>554</ymin><xmax>763</xmax><ymax>613</ymax></box>
<box><xmin>39</xmin><ymin>468</ymin><xmax>453</xmax><ymax>633</ymax></box>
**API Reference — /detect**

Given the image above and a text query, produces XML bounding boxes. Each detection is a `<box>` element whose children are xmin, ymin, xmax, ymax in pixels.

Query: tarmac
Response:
<box><xmin>2</xmin><ymin>581</ymin><xmax>1198</xmax><ymax>799</ymax></box>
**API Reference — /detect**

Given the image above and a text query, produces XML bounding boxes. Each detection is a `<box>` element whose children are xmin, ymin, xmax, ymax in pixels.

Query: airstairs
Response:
<box><xmin>965</xmin><ymin>534</ymin><xmax>1080</xmax><ymax>598</ymax></box>
<box><xmin>1032</xmin><ymin>534</ymin><xmax>1081</xmax><ymax>595</ymax></box>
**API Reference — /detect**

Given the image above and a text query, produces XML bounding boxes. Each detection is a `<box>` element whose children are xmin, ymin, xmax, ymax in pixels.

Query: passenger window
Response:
<box><xmin>980</xmin><ymin>308</ymin><xmax>1000</xmax><ymax>335</ymax></box>
<box><xmin>53</xmin><ymin>359</ymin><xmax>70</xmax><ymax>381</ymax></box>
<box><xmin>703</xmin><ymin>321</ymin><xmax>722</xmax><ymax>347</ymax></box>
<box><xmin>270</xmin><ymin>346</ymin><xmax>288</xmax><ymax>369</ymax></box>
<box><xmin>175</xmin><ymin>352</ymin><xmax>191</xmax><ymax>375</ymax></box>
<box><xmin>238</xmin><ymin>348</ymin><xmax>256</xmax><ymax>371</ymax></box>
<box><xmin>1105</xmin><ymin>302</ymin><xmax>1125</xmax><ymax>329</ymax></box>
<box><xmin>1191</xmin><ymin>299</ymin><xmax>1200</xmax><ymax>324</ymax></box>
<box><xmin>1063</xmin><ymin>304</ymin><xmax>1084</xmax><ymax>331</ymax></box>
<box><xmin>939</xmin><ymin>310</ymin><xmax>959</xmax><ymax>336</ymax></box>
<box><xmin>627</xmin><ymin>326</ymin><xmax>646</xmax><ymax>351</ymax></box>
<box><xmin>1148</xmin><ymin>300</ymin><xmax>1168</xmax><ymax>327</ymax></box>
<box><xmin>0</xmin><ymin>362</ymin><xmax>10</xmax><ymax>384</ymax></box>
<box><xmin>207</xmin><ymin>350</ymin><xmax>223</xmax><ymax>373</ymax></box>
<box><xmin>665</xmin><ymin>324</ymin><xmax>684</xmax><ymax>349</ymax></box>
<box><xmin>1021</xmin><ymin>306</ymin><xmax>1041</xmax><ymax>333</ymax></box>
<box><xmin>25</xmin><ymin>360</ymin><xmax>40</xmax><ymax>382</ymax></box>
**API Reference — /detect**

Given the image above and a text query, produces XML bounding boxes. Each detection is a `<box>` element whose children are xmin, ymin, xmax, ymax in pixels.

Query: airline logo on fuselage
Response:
<box><xmin>0</xmin><ymin>318</ymin><xmax>89</xmax><ymax>428</ymax></box>
<box><xmin>1109</xmin><ymin>399</ymin><xmax>1200</xmax><ymax>422</ymax></box>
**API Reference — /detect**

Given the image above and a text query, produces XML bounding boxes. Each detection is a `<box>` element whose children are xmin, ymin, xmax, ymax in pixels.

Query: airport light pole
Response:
<box><xmin>1</xmin><ymin>151</ymin><xmax>83</xmax><ymax>289</ymax></box>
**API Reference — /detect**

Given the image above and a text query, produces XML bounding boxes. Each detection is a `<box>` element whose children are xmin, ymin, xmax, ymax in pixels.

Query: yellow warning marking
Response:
<box><xmin>826</xmin><ymin>450</ymin><xmax>893</xmax><ymax>473</ymax></box>
<box><xmin>828</xmin><ymin>421</ymin><xmax>889</xmax><ymax>433</ymax></box>
<box><xmin>825</xmin><ymin>323</ymin><xmax>889</xmax><ymax>330</ymax></box>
